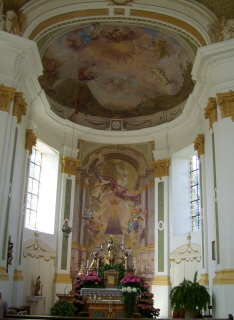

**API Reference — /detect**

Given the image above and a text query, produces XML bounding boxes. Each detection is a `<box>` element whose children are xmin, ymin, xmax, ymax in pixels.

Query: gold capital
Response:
<box><xmin>61</xmin><ymin>156</ymin><xmax>80</xmax><ymax>176</ymax></box>
<box><xmin>193</xmin><ymin>134</ymin><xmax>204</xmax><ymax>158</ymax></box>
<box><xmin>0</xmin><ymin>83</ymin><xmax>15</xmax><ymax>112</ymax></box>
<box><xmin>25</xmin><ymin>129</ymin><xmax>37</xmax><ymax>155</ymax></box>
<box><xmin>217</xmin><ymin>90</ymin><xmax>234</xmax><ymax>121</ymax></box>
<box><xmin>204</xmin><ymin>97</ymin><xmax>217</xmax><ymax>129</ymax></box>
<box><xmin>152</xmin><ymin>159</ymin><xmax>170</xmax><ymax>179</ymax></box>
<box><xmin>12</xmin><ymin>92</ymin><xmax>28</xmax><ymax>124</ymax></box>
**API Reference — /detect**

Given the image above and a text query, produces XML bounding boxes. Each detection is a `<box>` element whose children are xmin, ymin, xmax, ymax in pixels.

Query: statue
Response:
<box><xmin>208</xmin><ymin>16</ymin><xmax>234</xmax><ymax>43</ymax></box>
<box><xmin>107</xmin><ymin>237</ymin><xmax>115</xmax><ymax>265</ymax></box>
<box><xmin>3</xmin><ymin>10</ymin><xmax>21</xmax><ymax>35</ymax></box>
<box><xmin>89</xmin><ymin>251</ymin><xmax>99</xmax><ymax>270</ymax></box>
<box><xmin>35</xmin><ymin>276</ymin><xmax>41</xmax><ymax>296</ymax></box>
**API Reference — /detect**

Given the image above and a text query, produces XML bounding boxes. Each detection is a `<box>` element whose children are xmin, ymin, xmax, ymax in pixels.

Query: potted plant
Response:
<box><xmin>50</xmin><ymin>299</ymin><xmax>76</xmax><ymax>317</ymax></box>
<box><xmin>169</xmin><ymin>271</ymin><xmax>211</xmax><ymax>318</ymax></box>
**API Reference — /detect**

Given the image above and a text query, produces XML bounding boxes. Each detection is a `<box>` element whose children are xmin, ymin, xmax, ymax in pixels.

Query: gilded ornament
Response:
<box><xmin>25</xmin><ymin>129</ymin><xmax>37</xmax><ymax>155</ymax></box>
<box><xmin>111</xmin><ymin>0</ymin><xmax>132</xmax><ymax>4</ymax></box>
<box><xmin>204</xmin><ymin>97</ymin><xmax>217</xmax><ymax>129</ymax></box>
<box><xmin>0</xmin><ymin>83</ymin><xmax>15</xmax><ymax>112</ymax></box>
<box><xmin>216</xmin><ymin>90</ymin><xmax>234</xmax><ymax>121</ymax></box>
<box><xmin>61</xmin><ymin>156</ymin><xmax>80</xmax><ymax>176</ymax></box>
<box><xmin>152</xmin><ymin>159</ymin><xmax>170</xmax><ymax>179</ymax></box>
<box><xmin>193</xmin><ymin>134</ymin><xmax>204</xmax><ymax>159</ymax></box>
<box><xmin>12</xmin><ymin>92</ymin><xmax>28</xmax><ymax>124</ymax></box>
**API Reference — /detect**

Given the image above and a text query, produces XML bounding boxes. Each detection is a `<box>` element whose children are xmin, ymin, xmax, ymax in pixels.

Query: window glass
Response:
<box><xmin>190</xmin><ymin>154</ymin><xmax>200</xmax><ymax>231</ymax></box>
<box><xmin>25</xmin><ymin>148</ymin><xmax>41</xmax><ymax>229</ymax></box>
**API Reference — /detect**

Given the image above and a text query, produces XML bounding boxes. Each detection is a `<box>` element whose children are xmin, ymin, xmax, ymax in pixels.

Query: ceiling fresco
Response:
<box><xmin>2</xmin><ymin>0</ymin><xmax>234</xmax><ymax>130</ymax></box>
<box><xmin>39</xmin><ymin>23</ymin><xmax>194</xmax><ymax>130</ymax></box>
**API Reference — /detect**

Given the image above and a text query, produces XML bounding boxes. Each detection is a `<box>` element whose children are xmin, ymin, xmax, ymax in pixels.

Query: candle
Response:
<box><xmin>97</xmin><ymin>259</ymin><xmax>99</xmax><ymax>268</ymax></box>
<box><xmin>125</xmin><ymin>260</ymin><xmax>127</xmax><ymax>269</ymax></box>
<box><xmin>133</xmin><ymin>261</ymin><xmax>136</xmax><ymax>269</ymax></box>
<box><xmin>87</xmin><ymin>260</ymin><xmax>89</xmax><ymax>267</ymax></box>
<box><xmin>100</xmin><ymin>245</ymin><xmax>103</xmax><ymax>250</ymax></box>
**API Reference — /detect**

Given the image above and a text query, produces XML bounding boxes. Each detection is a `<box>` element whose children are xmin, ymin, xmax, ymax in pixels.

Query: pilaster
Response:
<box><xmin>152</xmin><ymin>158</ymin><xmax>170</xmax><ymax>318</ymax></box>
<box><xmin>54</xmin><ymin>155</ymin><xmax>79</xmax><ymax>295</ymax></box>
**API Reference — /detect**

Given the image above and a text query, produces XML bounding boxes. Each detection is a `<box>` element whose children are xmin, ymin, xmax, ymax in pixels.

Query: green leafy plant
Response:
<box><xmin>169</xmin><ymin>271</ymin><xmax>211</xmax><ymax>317</ymax></box>
<box><xmin>50</xmin><ymin>300</ymin><xmax>76</xmax><ymax>317</ymax></box>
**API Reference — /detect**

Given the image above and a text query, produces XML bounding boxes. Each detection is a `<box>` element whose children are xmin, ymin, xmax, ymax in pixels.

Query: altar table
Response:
<box><xmin>87</xmin><ymin>300</ymin><xmax>126</xmax><ymax>318</ymax></box>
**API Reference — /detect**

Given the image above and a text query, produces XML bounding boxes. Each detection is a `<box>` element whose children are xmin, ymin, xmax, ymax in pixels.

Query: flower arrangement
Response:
<box><xmin>74</xmin><ymin>271</ymin><xmax>104</xmax><ymax>289</ymax></box>
<box><xmin>71</xmin><ymin>271</ymin><xmax>104</xmax><ymax>315</ymax></box>
<box><xmin>138</xmin><ymin>291</ymin><xmax>160</xmax><ymax>318</ymax></box>
<box><xmin>119</xmin><ymin>273</ymin><xmax>160</xmax><ymax>318</ymax></box>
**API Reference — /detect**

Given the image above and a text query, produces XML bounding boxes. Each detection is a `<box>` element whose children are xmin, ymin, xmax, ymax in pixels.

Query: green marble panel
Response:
<box><xmin>212</xmin><ymin>132</ymin><xmax>220</xmax><ymax>264</ymax></box>
<box><xmin>158</xmin><ymin>181</ymin><xmax>164</xmax><ymax>272</ymax></box>
<box><xmin>61</xmin><ymin>179</ymin><xmax>72</xmax><ymax>270</ymax></box>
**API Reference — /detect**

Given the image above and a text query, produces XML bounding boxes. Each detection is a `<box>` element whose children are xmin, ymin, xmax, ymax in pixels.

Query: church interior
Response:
<box><xmin>0</xmin><ymin>0</ymin><xmax>234</xmax><ymax>318</ymax></box>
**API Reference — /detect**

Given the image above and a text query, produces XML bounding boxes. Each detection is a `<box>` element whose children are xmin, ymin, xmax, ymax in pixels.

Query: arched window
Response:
<box><xmin>25</xmin><ymin>140</ymin><xmax>59</xmax><ymax>234</ymax></box>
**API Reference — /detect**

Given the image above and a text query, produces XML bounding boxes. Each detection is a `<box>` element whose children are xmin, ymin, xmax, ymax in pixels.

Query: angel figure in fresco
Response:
<box><xmin>96</xmin><ymin>173</ymin><xmax>141</xmax><ymax>205</ymax></box>
<box><xmin>128</xmin><ymin>204</ymin><xmax>144</xmax><ymax>221</ymax></box>
<box><xmin>78</xmin><ymin>64</ymin><xmax>97</xmax><ymax>82</ymax></box>
<box><xmin>139</xmin><ymin>40</ymin><xmax>170</xmax><ymax>59</ymax></box>
<box><xmin>82</xmin><ymin>215</ymin><xmax>104</xmax><ymax>234</ymax></box>
<box><xmin>127</xmin><ymin>218</ymin><xmax>139</xmax><ymax>234</ymax></box>
<box><xmin>208</xmin><ymin>16</ymin><xmax>234</xmax><ymax>43</ymax></box>
<box><xmin>148</xmin><ymin>67</ymin><xmax>171</xmax><ymax>86</ymax></box>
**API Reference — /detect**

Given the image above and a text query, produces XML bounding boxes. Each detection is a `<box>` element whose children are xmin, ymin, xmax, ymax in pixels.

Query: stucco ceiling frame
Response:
<box><xmin>37</xmin><ymin>17</ymin><xmax>198</xmax><ymax>63</ymax></box>
<box><xmin>31</xmin><ymin>13</ymin><xmax>206</xmax><ymax>49</ymax></box>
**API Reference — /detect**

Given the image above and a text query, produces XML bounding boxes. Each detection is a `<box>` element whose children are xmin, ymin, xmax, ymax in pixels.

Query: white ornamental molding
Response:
<box><xmin>23</xmin><ymin>239</ymin><xmax>56</xmax><ymax>262</ymax></box>
<box><xmin>158</xmin><ymin>220</ymin><xmax>164</xmax><ymax>231</ymax></box>
<box><xmin>169</xmin><ymin>243</ymin><xmax>201</xmax><ymax>264</ymax></box>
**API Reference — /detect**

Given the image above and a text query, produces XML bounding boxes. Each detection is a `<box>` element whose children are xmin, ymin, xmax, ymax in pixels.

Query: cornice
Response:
<box><xmin>152</xmin><ymin>275</ymin><xmax>171</xmax><ymax>286</ymax></box>
<box><xmin>213</xmin><ymin>269</ymin><xmax>234</xmax><ymax>285</ymax></box>
<box><xmin>0</xmin><ymin>266</ymin><xmax>8</xmax><ymax>281</ymax></box>
<box><xmin>13</xmin><ymin>269</ymin><xmax>24</xmax><ymax>282</ymax></box>
<box><xmin>54</xmin><ymin>273</ymin><xmax>72</xmax><ymax>284</ymax></box>
<box><xmin>199</xmin><ymin>273</ymin><xmax>209</xmax><ymax>286</ymax></box>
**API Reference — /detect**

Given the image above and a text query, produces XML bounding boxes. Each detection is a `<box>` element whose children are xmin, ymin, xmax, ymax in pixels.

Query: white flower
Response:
<box><xmin>127</xmin><ymin>286</ymin><xmax>132</xmax><ymax>293</ymax></box>
<box><xmin>132</xmin><ymin>287</ymin><xmax>137</xmax><ymax>292</ymax></box>
<box><xmin>121</xmin><ymin>287</ymin><xmax>127</xmax><ymax>292</ymax></box>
